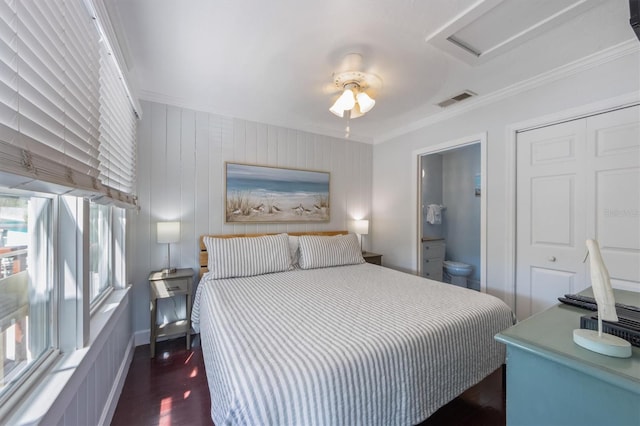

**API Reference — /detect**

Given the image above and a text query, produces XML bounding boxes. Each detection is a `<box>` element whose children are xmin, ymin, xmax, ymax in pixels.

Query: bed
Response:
<box><xmin>192</xmin><ymin>231</ymin><xmax>514</xmax><ymax>426</ymax></box>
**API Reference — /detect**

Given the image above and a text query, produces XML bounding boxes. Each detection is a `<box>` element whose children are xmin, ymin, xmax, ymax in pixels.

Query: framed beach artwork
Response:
<box><xmin>225</xmin><ymin>162</ymin><xmax>330</xmax><ymax>223</ymax></box>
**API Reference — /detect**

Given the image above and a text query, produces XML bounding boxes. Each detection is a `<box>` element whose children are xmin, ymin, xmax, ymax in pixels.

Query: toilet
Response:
<box><xmin>443</xmin><ymin>260</ymin><xmax>473</xmax><ymax>287</ymax></box>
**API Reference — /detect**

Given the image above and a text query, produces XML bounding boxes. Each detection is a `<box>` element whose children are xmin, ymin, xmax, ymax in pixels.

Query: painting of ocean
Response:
<box><xmin>225</xmin><ymin>163</ymin><xmax>330</xmax><ymax>222</ymax></box>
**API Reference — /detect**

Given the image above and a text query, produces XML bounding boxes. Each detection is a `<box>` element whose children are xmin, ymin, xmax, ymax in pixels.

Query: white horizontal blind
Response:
<box><xmin>0</xmin><ymin>0</ymin><xmax>138</xmax><ymax>207</ymax></box>
<box><xmin>98</xmin><ymin>40</ymin><xmax>137</xmax><ymax>202</ymax></box>
<box><xmin>0</xmin><ymin>0</ymin><xmax>21</xmax><ymax>177</ymax></box>
<box><xmin>0</xmin><ymin>0</ymin><xmax>102</xmax><ymax>192</ymax></box>
<box><xmin>62</xmin><ymin>0</ymin><xmax>101</xmax><ymax>184</ymax></box>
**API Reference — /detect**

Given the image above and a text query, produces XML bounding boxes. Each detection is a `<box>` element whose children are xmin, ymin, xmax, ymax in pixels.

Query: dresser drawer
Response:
<box><xmin>423</xmin><ymin>258</ymin><xmax>443</xmax><ymax>281</ymax></box>
<box><xmin>423</xmin><ymin>241</ymin><xmax>445</xmax><ymax>259</ymax></box>
<box><xmin>150</xmin><ymin>278</ymin><xmax>189</xmax><ymax>298</ymax></box>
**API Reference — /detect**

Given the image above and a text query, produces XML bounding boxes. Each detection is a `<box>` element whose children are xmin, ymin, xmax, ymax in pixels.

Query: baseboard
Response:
<box><xmin>134</xmin><ymin>329</ymin><xmax>150</xmax><ymax>347</ymax></box>
<box><xmin>98</xmin><ymin>334</ymin><xmax>135</xmax><ymax>425</ymax></box>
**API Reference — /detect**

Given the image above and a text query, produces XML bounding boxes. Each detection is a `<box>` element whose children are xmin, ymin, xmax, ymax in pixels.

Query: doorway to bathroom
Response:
<box><xmin>414</xmin><ymin>134</ymin><xmax>487</xmax><ymax>292</ymax></box>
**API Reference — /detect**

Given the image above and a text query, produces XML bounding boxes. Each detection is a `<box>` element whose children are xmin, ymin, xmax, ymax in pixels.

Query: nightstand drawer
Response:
<box><xmin>150</xmin><ymin>278</ymin><xmax>189</xmax><ymax>297</ymax></box>
<box><xmin>363</xmin><ymin>252</ymin><xmax>383</xmax><ymax>265</ymax></box>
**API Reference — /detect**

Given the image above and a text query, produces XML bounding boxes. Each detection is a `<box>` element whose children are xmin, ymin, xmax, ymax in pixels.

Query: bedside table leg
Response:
<box><xmin>186</xmin><ymin>293</ymin><xmax>191</xmax><ymax>351</ymax></box>
<box><xmin>150</xmin><ymin>299</ymin><xmax>156</xmax><ymax>358</ymax></box>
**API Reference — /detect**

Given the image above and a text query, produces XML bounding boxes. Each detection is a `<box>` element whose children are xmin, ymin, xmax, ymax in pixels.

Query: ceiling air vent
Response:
<box><xmin>436</xmin><ymin>90</ymin><xmax>476</xmax><ymax>108</ymax></box>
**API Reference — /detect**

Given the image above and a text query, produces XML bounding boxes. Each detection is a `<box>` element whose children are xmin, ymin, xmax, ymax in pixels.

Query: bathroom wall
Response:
<box><xmin>421</xmin><ymin>154</ymin><xmax>443</xmax><ymax>238</ymax></box>
<box><xmin>442</xmin><ymin>144</ymin><xmax>481</xmax><ymax>287</ymax></box>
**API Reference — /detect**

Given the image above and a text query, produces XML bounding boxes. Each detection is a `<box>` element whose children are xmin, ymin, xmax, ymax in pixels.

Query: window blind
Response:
<box><xmin>98</xmin><ymin>40</ymin><xmax>137</xmax><ymax>205</ymax></box>
<box><xmin>0</xmin><ymin>0</ymin><xmax>101</xmax><ymax>191</ymax></box>
<box><xmin>0</xmin><ymin>0</ymin><xmax>138</xmax><ymax>207</ymax></box>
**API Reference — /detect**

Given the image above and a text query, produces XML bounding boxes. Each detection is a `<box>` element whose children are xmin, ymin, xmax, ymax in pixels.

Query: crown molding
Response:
<box><xmin>374</xmin><ymin>39</ymin><xmax>640</xmax><ymax>144</ymax></box>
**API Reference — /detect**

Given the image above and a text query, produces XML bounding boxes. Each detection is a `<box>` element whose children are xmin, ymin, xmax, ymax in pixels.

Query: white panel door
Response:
<box><xmin>586</xmin><ymin>106</ymin><xmax>640</xmax><ymax>287</ymax></box>
<box><xmin>516</xmin><ymin>120</ymin><xmax>587</xmax><ymax>320</ymax></box>
<box><xmin>516</xmin><ymin>105</ymin><xmax>640</xmax><ymax>320</ymax></box>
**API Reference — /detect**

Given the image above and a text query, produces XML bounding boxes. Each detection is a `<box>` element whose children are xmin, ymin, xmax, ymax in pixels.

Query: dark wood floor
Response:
<box><xmin>111</xmin><ymin>337</ymin><xmax>214</xmax><ymax>426</ymax></box>
<box><xmin>112</xmin><ymin>337</ymin><xmax>505</xmax><ymax>425</ymax></box>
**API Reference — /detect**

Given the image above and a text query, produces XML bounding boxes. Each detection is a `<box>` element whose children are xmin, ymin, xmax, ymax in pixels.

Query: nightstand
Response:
<box><xmin>148</xmin><ymin>268</ymin><xmax>194</xmax><ymax>358</ymax></box>
<box><xmin>362</xmin><ymin>251</ymin><xmax>382</xmax><ymax>265</ymax></box>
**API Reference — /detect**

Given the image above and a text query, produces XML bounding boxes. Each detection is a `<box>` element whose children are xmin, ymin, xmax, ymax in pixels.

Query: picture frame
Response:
<box><xmin>225</xmin><ymin>162</ymin><xmax>330</xmax><ymax>223</ymax></box>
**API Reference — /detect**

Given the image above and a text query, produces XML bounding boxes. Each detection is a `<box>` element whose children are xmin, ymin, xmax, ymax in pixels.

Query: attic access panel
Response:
<box><xmin>425</xmin><ymin>0</ymin><xmax>599</xmax><ymax>65</ymax></box>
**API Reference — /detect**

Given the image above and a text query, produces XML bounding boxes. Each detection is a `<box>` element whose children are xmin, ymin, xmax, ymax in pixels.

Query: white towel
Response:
<box><xmin>426</xmin><ymin>204</ymin><xmax>442</xmax><ymax>225</ymax></box>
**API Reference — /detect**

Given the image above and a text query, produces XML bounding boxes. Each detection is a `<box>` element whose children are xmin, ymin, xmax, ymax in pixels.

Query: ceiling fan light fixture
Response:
<box><xmin>337</xmin><ymin>88</ymin><xmax>356</xmax><ymax>111</ymax></box>
<box><xmin>356</xmin><ymin>91</ymin><xmax>375</xmax><ymax>113</ymax></box>
<box><xmin>329</xmin><ymin>102</ymin><xmax>344</xmax><ymax>117</ymax></box>
<box><xmin>349</xmin><ymin>102</ymin><xmax>364</xmax><ymax>119</ymax></box>
<box><xmin>327</xmin><ymin>63</ymin><xmax>381</xmax><ymax>119</ymax></box>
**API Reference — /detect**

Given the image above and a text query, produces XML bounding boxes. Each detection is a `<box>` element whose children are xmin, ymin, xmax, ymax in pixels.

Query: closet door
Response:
<box><xmin>516</xmin><ymin>120</ymin><xmax>587</xmax><ymax>320</ymax></box>
<box><xmin>586</xmin><ymin>106</ymin><xmax>640</xmax><ymax>285</ymax></box>
<box><xmin>516</xmin><ymin>105</ymin><xmax>640</xmax><ymax>320</ymax></box>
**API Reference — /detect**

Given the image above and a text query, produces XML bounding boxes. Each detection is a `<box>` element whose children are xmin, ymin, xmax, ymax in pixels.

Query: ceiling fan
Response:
<box><xmin>325</xmin><ymin>53</ymin><xmax>383</xmax><ymax>120</ymax></box>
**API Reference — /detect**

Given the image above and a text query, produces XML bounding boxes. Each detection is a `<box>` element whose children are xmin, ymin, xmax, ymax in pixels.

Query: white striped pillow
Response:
<box><xmin>204</xmin><ymin>233</ymin><xmax>292</xmax><ymax>279</ymax></box>
<box><xmin>298</xmin><ymin>234</ymin><xmax>365</xmax><ymax>270</ymax></box>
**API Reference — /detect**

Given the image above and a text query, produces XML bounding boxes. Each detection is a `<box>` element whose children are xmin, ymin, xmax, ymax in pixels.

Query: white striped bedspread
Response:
<box><xmin>192</xmin><ymin>263</ymin><xmax>514</xmax><ymax>426</ymax></box>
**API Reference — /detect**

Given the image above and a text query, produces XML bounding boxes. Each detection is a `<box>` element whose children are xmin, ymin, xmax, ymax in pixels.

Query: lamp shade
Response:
<box><xmin>351</xmin><ymin>219</ymin><xmax>369</xmax><ymax>235</ymax></box>
<box><xmin>356</xmin><ymin>91</ymin><xmax>375</xmax><ymax>113</ymax></box>
<box><xmin>329</xmin><ymin>102</ymin><xmax>345</xmax><ymax>118</ymax></box>
<box><xmin>330</xmin><ymin>88</ymin><xmax>356</xmax><ymax>117</ymax></box>
<box><xmin>157</xmin><ymin>221</ymin><xmax>180</xmax><ymax>244</ymax></box>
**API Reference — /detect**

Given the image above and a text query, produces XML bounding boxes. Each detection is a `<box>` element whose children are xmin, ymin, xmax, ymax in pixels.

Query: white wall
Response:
<box><xmin>130</xmin><ymin>100</ymin><xmax>372</xmax><ymax>335</ymax></box>
<box><xmin>371</xmin><ymin>50</ymin><xmax>640</xmax><ymax>305</ymax></box>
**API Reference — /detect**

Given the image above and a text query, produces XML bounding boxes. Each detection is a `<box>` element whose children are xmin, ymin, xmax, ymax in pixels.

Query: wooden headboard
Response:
<box><xmin>199</xmin><ymin>230</ymin><xmax>348</xmax><ymax>277</ymax></box>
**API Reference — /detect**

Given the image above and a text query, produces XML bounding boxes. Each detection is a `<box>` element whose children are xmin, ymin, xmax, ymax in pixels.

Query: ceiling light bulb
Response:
<box><xmin>329</xmin><ymin>101</ymin><xmax>344</xmax><ymax>117</ymax></box>
<box><xmin>356</xmin><ymin>91</ymin><xmax>375</xmax><ymax>113</ymax></box>
<box><xmin>349</xmin><ymin>103</ymin><xmax>364</xmax><ymax>119</ymax></box>
<box><xmin>336</xmin><ymin>88</ymin><xmax>356</xmax><ymax>111</ymax></box>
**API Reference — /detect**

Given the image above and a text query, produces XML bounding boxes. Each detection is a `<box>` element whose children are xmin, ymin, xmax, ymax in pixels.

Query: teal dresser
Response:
<box><xmin>495</xmin><ymin>288</ymin><xmax>640</xmax><ymax>426</ymax></box>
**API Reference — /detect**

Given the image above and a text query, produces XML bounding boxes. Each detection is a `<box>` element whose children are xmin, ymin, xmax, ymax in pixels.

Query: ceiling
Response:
<box><xmin>105</xmin><ymin>0</ymin><xmax>636</xmax><ymax>143</ymax></box>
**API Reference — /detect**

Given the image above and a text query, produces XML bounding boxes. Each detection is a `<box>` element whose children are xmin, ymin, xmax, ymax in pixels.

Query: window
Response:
<box><xmin>90</xmin><ymin>203</ymin><xmax>112</xmax><ymax>305</ymax></box>
<box><xmin>89</xmin><ymin>203</ymin><xmax>126</xmax><ymax>308</ymax></box>
<box><xmin>0</xmin><ymin>0</ymin><xmax>137</xmax><ymax>418</ymax></box>
<box><xmin>0</xmin><ymin>194</ymin><xmax>53</xmax><ymax>402</ymax></box>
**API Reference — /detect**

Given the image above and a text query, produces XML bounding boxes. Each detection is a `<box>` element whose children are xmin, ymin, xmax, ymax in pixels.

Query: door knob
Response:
<box><xmin>548</xmin><ymin>256</ymin><xmax>556</xmax><ymax>262</ymax></box>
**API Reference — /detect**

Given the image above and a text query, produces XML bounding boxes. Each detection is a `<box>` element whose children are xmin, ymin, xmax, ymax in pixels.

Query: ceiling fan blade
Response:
<box><xmin>322</xmin><ymin>82</ymin><xmax>341</xmax><ymax>95</ymax></box>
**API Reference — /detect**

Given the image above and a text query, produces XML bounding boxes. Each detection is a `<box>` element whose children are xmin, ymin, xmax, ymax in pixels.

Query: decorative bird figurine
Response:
<box><xmin>585</xmin><ymin>239</ymin><xmax>618</xmax><ymax>322</ymax></box>
<box><xmin>572</xmin><ymin>239</ymin><xmax>631</xmax><ymax>358</ymax></box>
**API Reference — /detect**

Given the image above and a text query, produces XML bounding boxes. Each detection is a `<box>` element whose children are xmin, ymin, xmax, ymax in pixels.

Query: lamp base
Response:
<box><xmin>573</xmin><ymin>328</ymin><xmax>632</xmax><ymax>358</ymax></box>
<box><xmin>161</xmin><ymin>267</ymin><xmax>177</xmax><ymax>275</ymax></box>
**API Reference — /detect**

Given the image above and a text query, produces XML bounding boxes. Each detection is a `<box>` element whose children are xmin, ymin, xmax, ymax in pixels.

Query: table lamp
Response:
<box><xmin>157</xmin><ymin>221</ymin><xmax>180</xmax><ymax>274</ymax></box>
<box><xmin>350</xmin><ymin>219</ymin><xmax>369</xmax><ymax>253</ymax></box>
